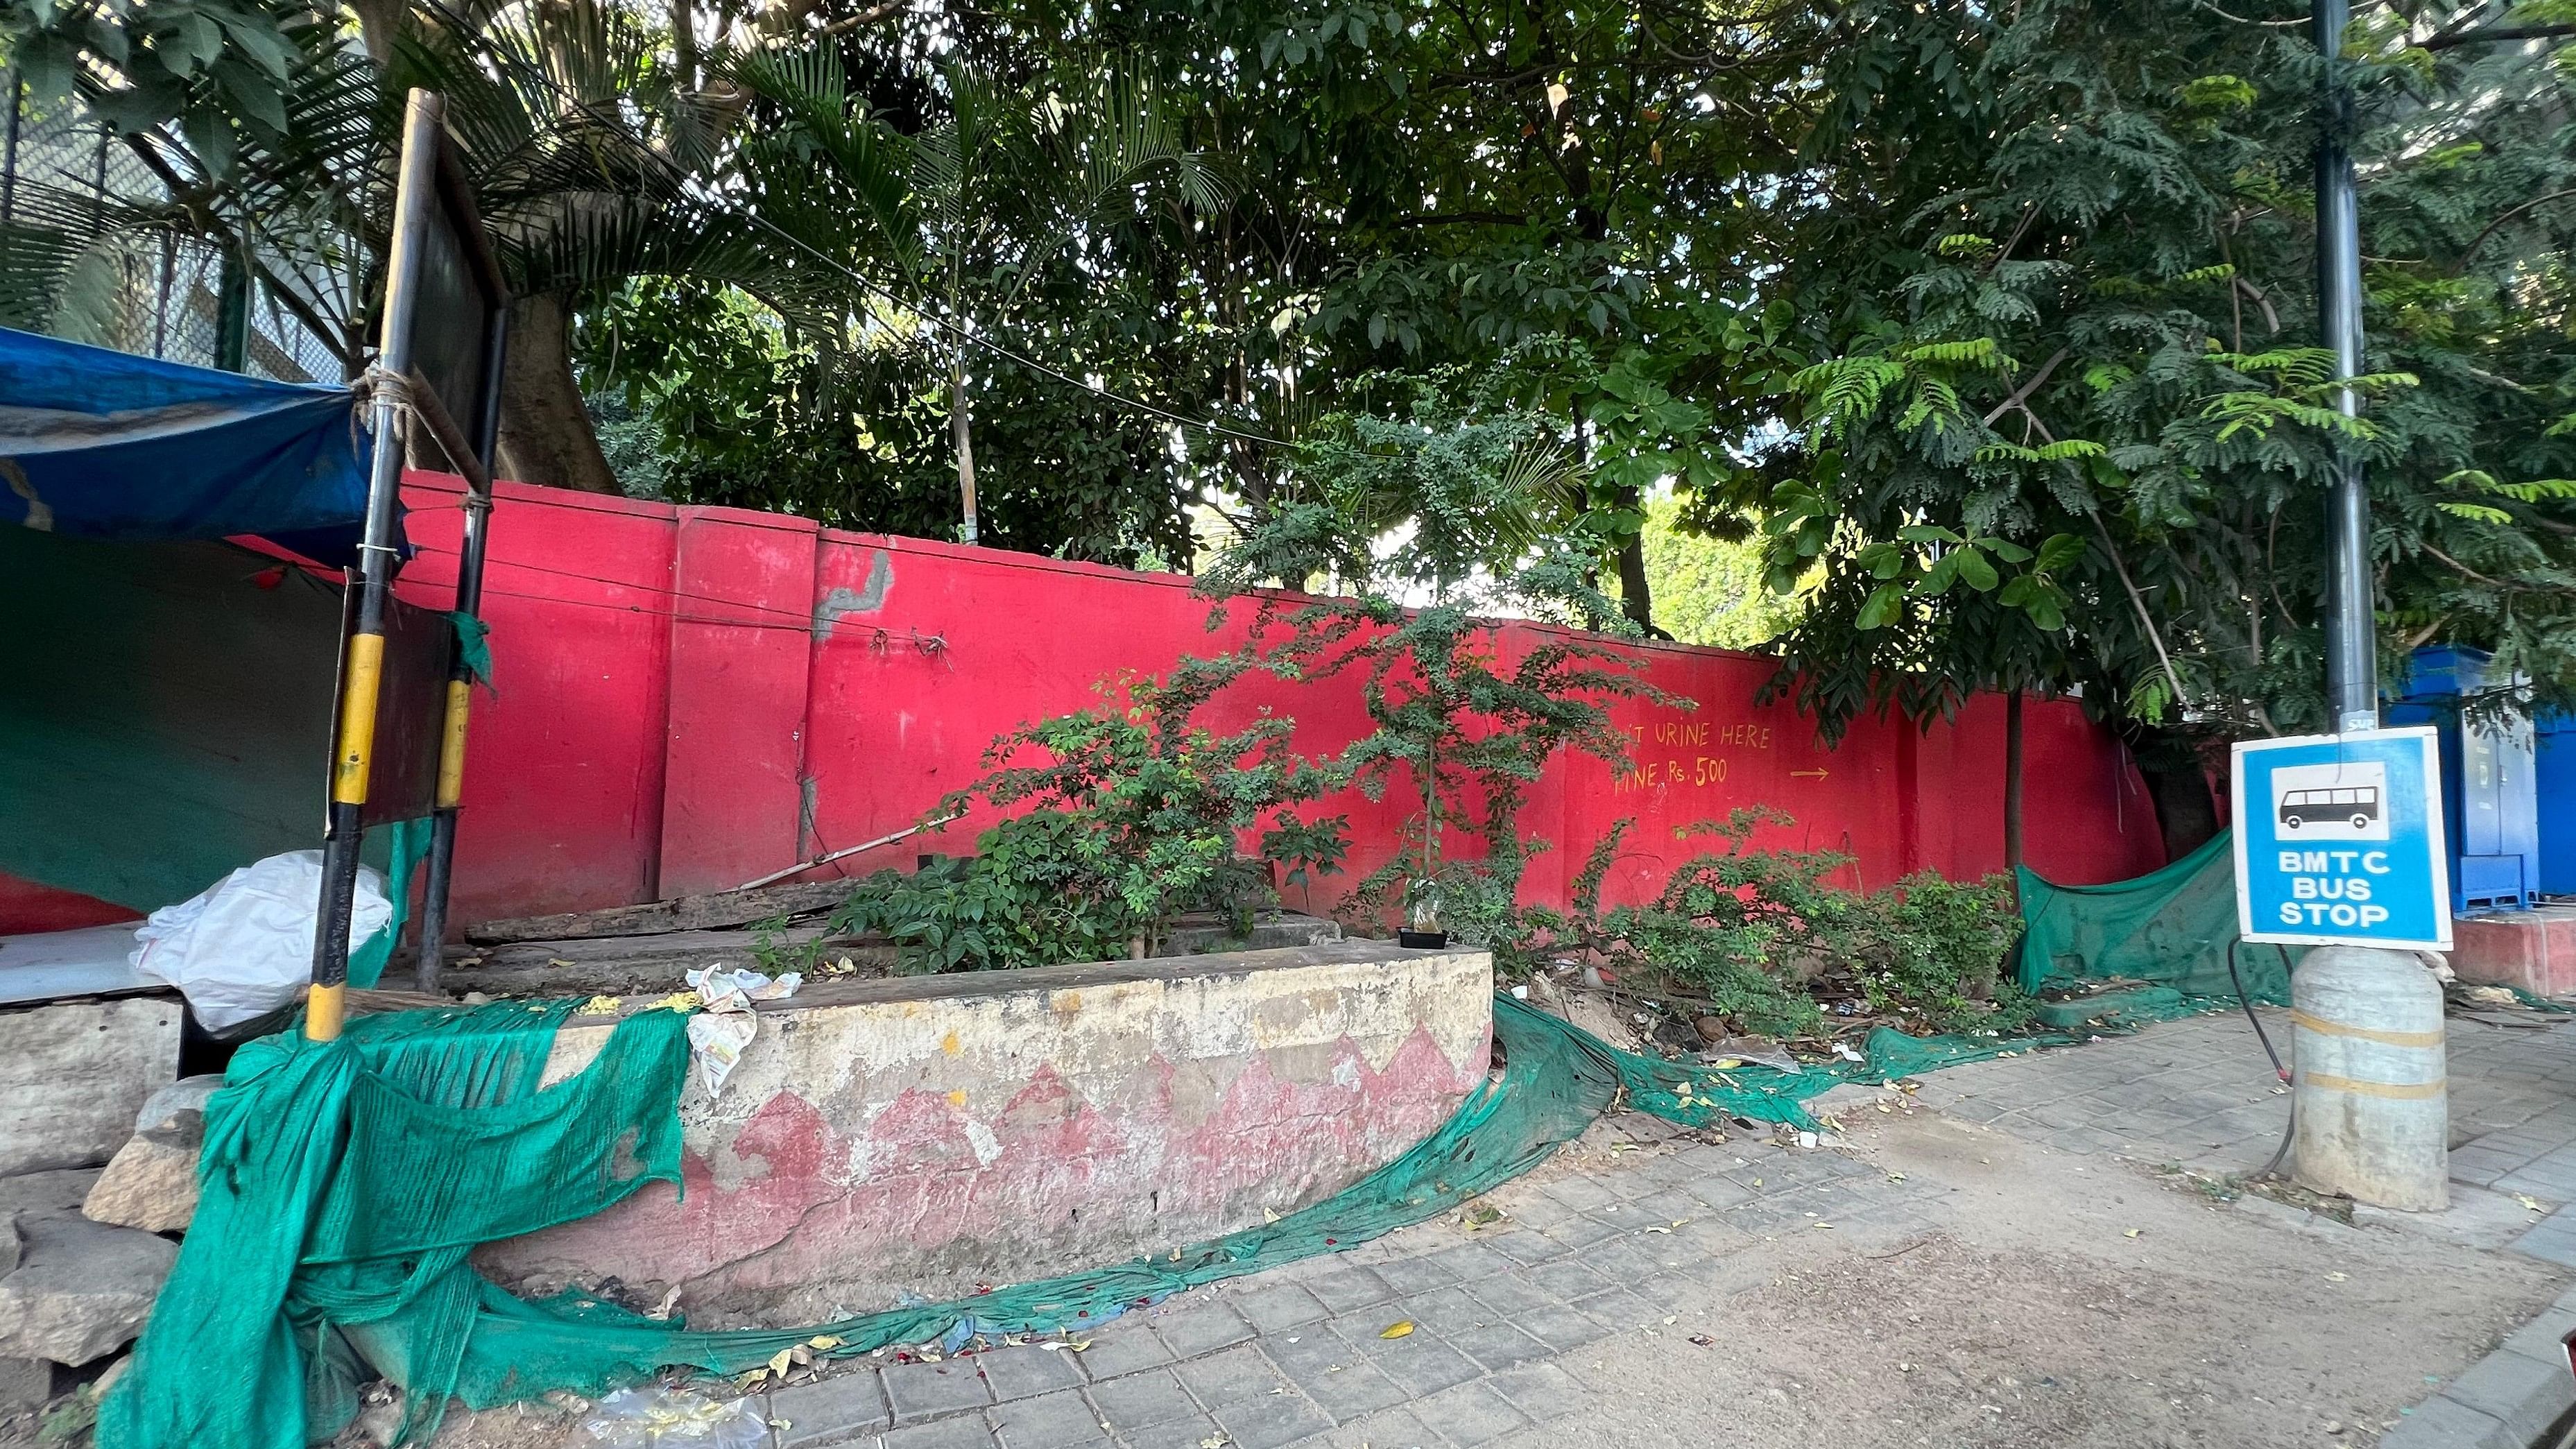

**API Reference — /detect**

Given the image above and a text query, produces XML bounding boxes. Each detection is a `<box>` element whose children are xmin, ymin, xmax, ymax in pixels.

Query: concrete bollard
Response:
<box><xmin>2290</xmin><ymin>945</ymin><xmax>2448</xmax><ymax>1211</ymax></box>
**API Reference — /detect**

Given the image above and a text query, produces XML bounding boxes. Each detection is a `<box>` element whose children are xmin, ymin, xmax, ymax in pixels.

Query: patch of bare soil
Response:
<box><xmin>1542</xmin><ymin>1111</ymin><xmax>2567</xmax><ymax>1449</ymax></box>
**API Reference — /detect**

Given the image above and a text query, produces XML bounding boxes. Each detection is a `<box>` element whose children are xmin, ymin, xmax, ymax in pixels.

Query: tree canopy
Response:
<box><xmin>4</xmin><ymin>0</ymin><xmax>2570</xmax><ymax>800</ymax></box>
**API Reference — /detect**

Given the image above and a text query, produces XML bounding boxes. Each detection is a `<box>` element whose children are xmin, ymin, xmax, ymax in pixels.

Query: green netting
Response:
<box><xmin>2016</xmin><ymin>829</ymin><xmax>2291</xmax><ymax>1010</ymax></box>
<box><xmin>105</xmin><ymin>993</ymin><xmax>1876</xmax><ymax>1449</ymax></box>
<box><xmin>449</xmin><ymin>612</ymin><xmax>495</xmax><ymax>691</ymax></box>
<box><xmin>345</xmin><ymin>819</ymin><xmax>434</xmax><ymax>991</ymax></box>
<box><xmin>108</xmin><ymin>830</ymin><xmax>2304</xmax><ymax>1449</ymax></box>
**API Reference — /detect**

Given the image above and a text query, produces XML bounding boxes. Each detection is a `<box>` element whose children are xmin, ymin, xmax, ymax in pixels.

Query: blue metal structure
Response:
<box><xmin>2386</xmin><ymin>645</ymin><xmax>2541</xmax><ymax>914</ymax></box>
<box><xmin>2540</xmin><ymin>712</ymin><xmax>2573</xmax><ymax>899</ymax></box>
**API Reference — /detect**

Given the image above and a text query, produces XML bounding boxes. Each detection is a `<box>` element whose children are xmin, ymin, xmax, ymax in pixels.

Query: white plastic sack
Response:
<box><xmin>128</xmin><ymin>850</ymin><xmax>391</xmax><ymax>1030</ymax></box>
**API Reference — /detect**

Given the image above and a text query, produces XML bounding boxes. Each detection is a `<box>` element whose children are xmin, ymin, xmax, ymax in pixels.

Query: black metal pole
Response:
<box><xmin>310</xmin><ymin>89</ymin><xmax>444</xmax><ymax>1040</ymax></box>
<box><xmin>411</xmin><ymin>304</ymin><xmax>507</xmax><ymax>991</ymax></box>
<box><xmin>4</xmin><ymin>65</ymin><xmax>24</xmax><ymax>231</ymax></box>
<box><xmin>215</xmin><ymin>248</ymin><xmax>250</xmax><ymax>373</ymax></box>
<box><xmin>2316</xmin><ymin>0</ymin><xmax>2377</xmax><ymax>733</ymax></box>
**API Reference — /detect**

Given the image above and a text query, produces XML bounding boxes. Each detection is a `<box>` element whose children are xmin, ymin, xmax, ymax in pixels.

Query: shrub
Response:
<box><xmin>832</xmin><ymin>667</ymin><xmax>1349</xmax><ymax>972</ymax></box>
<box><xmin>1525</xmin><ymin>810</ymin><xmax>2025</xmax><ymax>1039</ymax></box>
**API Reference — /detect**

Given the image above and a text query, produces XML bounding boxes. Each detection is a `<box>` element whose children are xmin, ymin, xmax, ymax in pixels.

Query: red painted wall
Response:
<box><xmin>386</xmin><ymin>472</ymin><xmax>2165</xmax><ymax>931</ymax></box>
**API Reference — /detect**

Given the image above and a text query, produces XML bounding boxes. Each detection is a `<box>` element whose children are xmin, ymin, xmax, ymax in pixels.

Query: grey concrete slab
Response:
<box><xmin>1477</xmin><ymin>1228</ymin><xmax>1563</xmax><ymax>1265</ymax></box>
<box><xmin>1484</xmin><ymin>1361</ymin><xmax>1581</xmax><ymax>1423</ymax></box>
<box><xmin>1411</xmin><ymin>1380</ymin><xmax>1531</xmax><ymax>1446</ymax></box>
<box><xmin>1206</xmin><ymin>1390</ymin><xmax>1334</xmax><ymax>1449</ymax></box>
<box><xmin>1510</xmin><ymin>1298</ymin><xmax>1616</xmax><ymax>1355</ymax></box>
<box><xmin>881</xmin><ymin>1361</ymin><xmax>995</xmax><ymax>1426</ymax></box>
<box><xmin>1084</xmin><ymin>1367</ymin><xmax>1201</xmax><ymax>1432</ymax></box>
<box><xmin>1341</xmin><ymin>1326</ymin><xmax>1482</xmax><ymax>1398</ymax></box>
<box><xmin>1113</xmin><ymin>1412</ymin><xmax>1231</xmax><ymax>1449</ymax></box>
<box><xmin>1298</xmin><ymin>1262</ymin><xmax>1398</xmax><ymax>1316</ymax></box>
<box><xmin>1150</xmin><ymin>1300</ymin><xmax>1259</xmax><ymax>1360</ymax></box>
<box><xmin>1069</xmin><ymin>1320</ymin><xmax>1175</xmax><ymax>1380</ymax></box>
<box><xmin>1423</xmin><ymin>1240</ymin><xmax>1520</xmax><ymax>1283</ymax></box>
<box><xmin>1171</xmin><ymin>1342</ymin><xmax>1287</xmax><ymax>1407</ymax></box>
<box><xmin>1518</xmin><ymin>1256</ymin><xmax>1610</xmax><ymax>1301</ymax></box>
<box><xmin>988</xmin><ymin>1388</ymin><xmax>1110</xmax><ymax>1448</ymax></box>
<box><xmin>971</xmin><ymin>1346</ymin><xmax>1087</xmax><ymax>1403</ymax></box>
<box><xmin>771</xmin><ymin>1371</ymin><xmax>895</xmax><ymax>1448</ymax></box>
<box><xmin>1460</xmin><ymin>1271</ymin><xmax>1558</xmax><ymax>1319</ymax></box>
<box><xmin>1444</xmin><ymin>1319</ymin><xmax>1553</xmax><ymax>1372</ymax></box>
<box><xmin>1312</xmin><ymin>1405</ymin><xmax>1444</xmax><ymax>1448</ymax></box>
<box><xmin>1371</xmin><ymin>1253</ymin><xmax>1456</xmax><ymax>1297</ymax></box>
<box><xmin>1531</xmin><ymin>1212</ymin><xmax>1619</xmax><ymax>1251</ymax></box>
<box><xmin>878</xmin><ymin>1415</ymin><xmax>1000</xmax><ymax>1449</ymax></box>
<box><xmin>1232</xmin><ymin>1281</ymin><xmax>1333</xmax><ymax>1335</ymax></box>
<box><xmin>1385</xmin><ymin>1285</ymin><xmax>1489</xmax><ymax>1337</ymax></box>
<box><xmin>1285</xmin><ymin>1355</ymin><xmax>1413</xmax><ymax>1423</ymax></box>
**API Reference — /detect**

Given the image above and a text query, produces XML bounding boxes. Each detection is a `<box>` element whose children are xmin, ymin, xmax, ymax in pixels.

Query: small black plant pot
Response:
<box><xmin>1396</xmin><ymin>929</ymin><xmax>1449</xmax><ymax>949</ymax></box>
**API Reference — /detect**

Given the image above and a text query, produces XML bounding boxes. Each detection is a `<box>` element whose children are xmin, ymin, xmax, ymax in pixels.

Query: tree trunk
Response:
<box><xmin>950</xmin><ymin>351</ymin><xmax>980</xmax><ymax>544</ymax></box>
<box><xmin>495</xmin><ymin>293</ymin><xmax>622</xmax><ymax>495</ymax></box>
<box><xmin>1611</xmin><ymin>485</ymin><xmax>1667</xmax><ymax>637</ymax></box>
<box><xmin>672</xmin><ymin>0</ymin><xmax>698</xmax><ymax>90</ymax></box>
<box><xmin>2002</xmin><ymin>686</ymin><xmax>2025</xmax><ymax>873</ymax></box>
<box><xmin>2123</xmin><ymin>721</ymin><xmax>2222</xmax><ymax>862</ymax></box>
<box><xmin>348</xmin><ymin>0</ymin><xmax>409</xmax><ymax>62</ymax></box>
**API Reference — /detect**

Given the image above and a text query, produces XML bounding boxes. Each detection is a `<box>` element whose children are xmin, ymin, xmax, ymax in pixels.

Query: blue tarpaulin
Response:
<box><xmin>0</xmin><ymin>325</ymin><xmax>381</xmax><ymax>561</ymax></box>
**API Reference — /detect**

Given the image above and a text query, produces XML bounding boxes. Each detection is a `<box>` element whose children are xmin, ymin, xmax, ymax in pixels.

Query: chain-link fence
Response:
<box><xmin>2</xmin><ymin>71</ymin><xmax>351</xmax><ymax>384</ymax></box>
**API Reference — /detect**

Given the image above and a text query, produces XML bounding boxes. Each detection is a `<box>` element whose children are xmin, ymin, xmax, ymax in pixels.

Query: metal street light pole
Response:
<box><xmin>2289</xmin><ymin>1</ymin><xmax>2448</xmax><ymax>1218</ymax></box>
<box><xmin>2315</xmin><ymin>0</ymin><xmax>2377</xmax><ymax>733</ymax></box>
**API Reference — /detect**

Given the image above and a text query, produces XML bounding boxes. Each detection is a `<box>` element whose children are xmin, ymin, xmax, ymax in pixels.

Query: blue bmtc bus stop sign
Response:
<box><xmin>2233</xmin><ymin>727</ymin><xmax>2453</xmax><ymax>950</ymax></box>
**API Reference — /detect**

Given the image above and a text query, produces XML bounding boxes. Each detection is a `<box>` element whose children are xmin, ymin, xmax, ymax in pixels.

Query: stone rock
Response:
<box><xmin>0</xmin><ymin>998</ymin><xmax>182</xmax><ymax>1176</ymax></box>
<box><xmin>132</xmin><ymin>1075</ymin><xmax>223</xmax><ymax>1136</ymax></box>
<box><xmin>0</xmin><ymin>1357</ymin><xmax>53</xmax><ymax>1414</ymax></box>
<box><xmin>0</xmin><ymin>1169</ymin><xmax>101</xmax><ymax>1221</ymax></box>
<box><xmin>0</xmin><ymin>1211</ymin><xmax>177</xmax><ymax>1365</ymax></box>
<box><xmin>1</xmin><ymin>1212</ymin><xmax>20</xmax><ymax>1278</ymax></box>
<box><xmin>83</xmin><ymin>1115</ymin><xmax>201</xmax><ymax>1233</ymax></box>
<box><xmin>1559</xmin><ymin>990</ymin><xmax>1640</xmax><ymax>1048</ymax></box>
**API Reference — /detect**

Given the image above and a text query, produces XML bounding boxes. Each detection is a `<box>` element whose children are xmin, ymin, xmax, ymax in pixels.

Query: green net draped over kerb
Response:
<box><xmin>2016</xmin><ymin>829</ymin><xmax>2292</xmax><ymax>1013</ymax></box>
<box><xmin>103</xmin><ymin>993</ymin><xmax>1890</xmax><ymax>1449</ymax></box>
<box><xmin>105</xmin><ymin>830</ymin><xmax>2287</xmax><ymax>1449</ymax></box>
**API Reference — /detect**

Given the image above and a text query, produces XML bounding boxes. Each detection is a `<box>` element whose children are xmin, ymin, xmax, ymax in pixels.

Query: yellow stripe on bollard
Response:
<box><xmin>2289</xmin><ymin>1010</ymin><xmax>2446</xmax><ymax>1049</ymax></box>
<box><xmin>331</xmin><ymin>632</ymin><xmax>386</xmax><ymax>806</ymax></box>
<box><xmin>436</xmin><ymin>678</ymin><xmax>472</xmax><ymax>808</ymax></box>
<box><xmin>2298</xmin><ymin>1070</ymin><xmax>2446</xmax><ymax>1101</ymax></box>
<box><xmin>307</xmin><ymin>981</ymin><xmax>346</xmax><ymax>1042</ymax></box>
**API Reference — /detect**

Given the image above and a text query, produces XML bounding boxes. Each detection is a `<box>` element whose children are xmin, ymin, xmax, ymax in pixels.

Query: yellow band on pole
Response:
<box><xmin>2300</xmin><ymin>1070</ymin><xmax>2446</xmax><ymax>1101</ymax></box>
<box><xmin>2290</xmin><ymin>1010</ymin><xmax>2445</xmax><ymax>1050</ymax></box>
<box><xmin>332</xmin><ymin>632</ymin><xmax>386</xmax><ymax>805</ymax></box>
<box><xmin>307</xmin><ymin>981</ymin><xmax>346</xmax><ymax>1042</ymax></box>
<box><xmin>436</xmin><ymin>678</ymin><xmax>472</xmax><ymax>808</ymax></box>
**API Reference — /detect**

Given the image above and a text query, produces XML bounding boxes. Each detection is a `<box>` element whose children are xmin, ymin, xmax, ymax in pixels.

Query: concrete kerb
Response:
<box><xmin>2378</xmin><ymin>1282</ymin><xmax>2576</xmax><ymax>1449</ymax></box>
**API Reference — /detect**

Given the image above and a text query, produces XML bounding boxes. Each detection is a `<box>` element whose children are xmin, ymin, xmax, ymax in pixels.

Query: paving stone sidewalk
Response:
<box><xmin>1905</xmin><ymin>1005</ymin><xmax>2576</xmax><ymax>1449</ymax></box>
<box><xmin>1907</xmin><ymin>1006</ymin><xmax>2576</xmax><ymax>1251</ymax></box>
<box><xmin>752</xmin><ymin>1131</ymin><xmax>1936</xmax><ymax>1449</ymax></box>
<box><xmin>730</xmin><ymin>1006</ymin><xmax>2576</xmax><ymax>1449</ymax></box>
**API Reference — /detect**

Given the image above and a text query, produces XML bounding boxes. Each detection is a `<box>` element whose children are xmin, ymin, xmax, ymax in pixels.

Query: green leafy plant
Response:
<box><xmin>1528</xmin><ymin>810</ymin><xmax>2025</xmax><ymax>1039</ymax></box>
<box><xmin>1201</xmin><ymin>382</ymin><xmax>1680</xmax><ymax>942</ymax></box>
<box><xmin>746</xmin><ymin>913</ymin><xmax>826</xmax><ymax>977</ymax></box>
<box><xmin>1863</xmin><ymin>873</ymin><xmax>2023</xmax><ymax>1031</ymax></box>
<box><xmin>830</xmin><ymin>817</ymin><xmax>1142</xmax><ymax>973</ymax></box>
<box><xmin>832</xmin><ymin>665</ymin><xmax>1348</xmax><ymax>971</ymax></box>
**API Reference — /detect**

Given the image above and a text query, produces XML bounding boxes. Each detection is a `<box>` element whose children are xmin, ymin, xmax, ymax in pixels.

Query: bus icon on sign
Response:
<box><xmin>2270</xmin><ymin>761</ymin><xmax>2390</xmax><ymax>841</ymax></box>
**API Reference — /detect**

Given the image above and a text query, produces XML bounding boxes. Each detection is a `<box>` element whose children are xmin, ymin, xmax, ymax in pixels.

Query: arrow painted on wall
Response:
<box><xmin>1789</xmin><ymin>768</ymin><xmax>1830</xmax><ymax>780</ymax></box>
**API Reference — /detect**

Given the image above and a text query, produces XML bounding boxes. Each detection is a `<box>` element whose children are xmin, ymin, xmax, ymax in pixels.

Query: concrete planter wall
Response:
<box><xmin>481</xmin><ymin>941</ymin><xmax>1494</xmax><ymax>1323</ymax></box>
